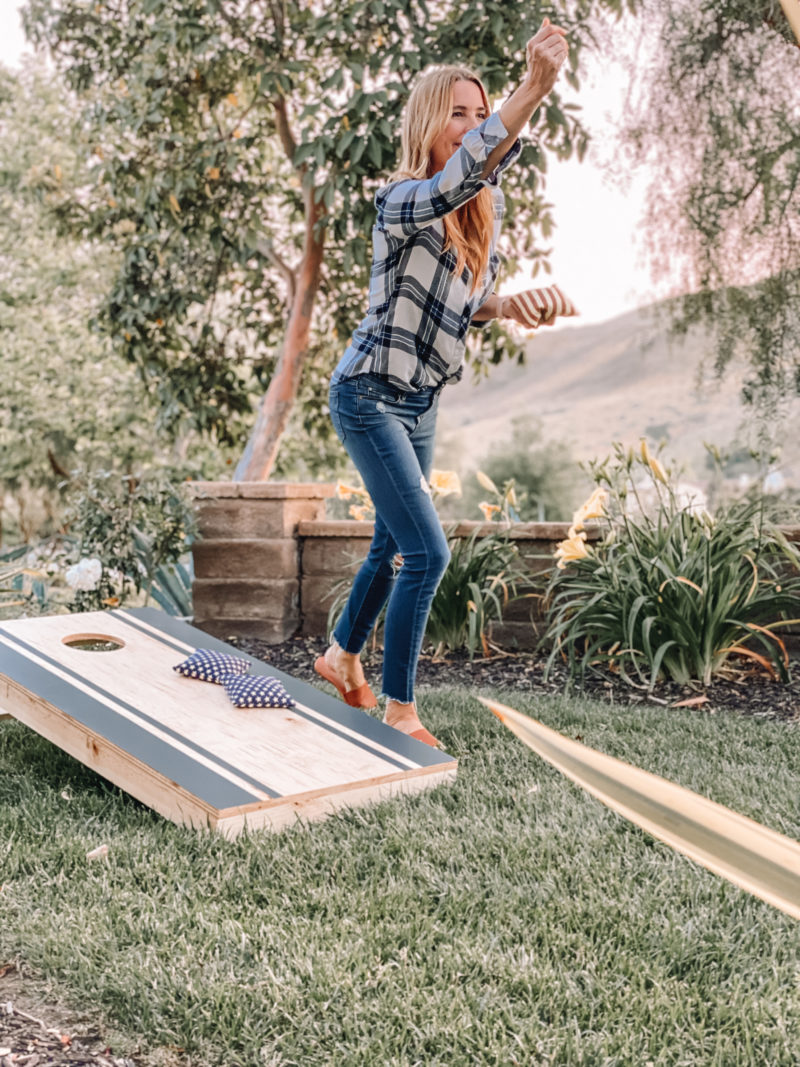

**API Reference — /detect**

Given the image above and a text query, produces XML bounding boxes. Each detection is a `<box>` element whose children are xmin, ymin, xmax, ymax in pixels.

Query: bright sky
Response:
<box><xmin>532</xmin><ymin>56</ymin><xmax>657</xmax><ymax>326</ymax></box>
<box><xmin>0</xmin><ymin>4</ymin><xmax>656</xmax><ymax>326</ymax></box>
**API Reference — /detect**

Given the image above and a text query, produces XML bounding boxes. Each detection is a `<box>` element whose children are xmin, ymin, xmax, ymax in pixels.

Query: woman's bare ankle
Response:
<box><xmin>383</xmin><ymin>699</ymin><xmax>421</xmax><ymax>730</ymax></box>
<box><xmin>325</xmin><ymin>642</ymin><xmax>365</xmax><ymax>689</ymax></box>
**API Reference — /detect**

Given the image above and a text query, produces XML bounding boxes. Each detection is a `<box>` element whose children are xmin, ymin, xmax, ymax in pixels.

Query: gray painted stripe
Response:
<box><xmin>0</xmin><ymin>629</ymin><xmax>281</xmax><ymax>802</ymax></box>
<box><xmin>125</xmin><ymin>608</ymin><xmax>455</xmax><ymax>769</ymax></box>
<box><xmin>109</xmin><ymin>610</ymin><xmax>190</xmax><ymax>654</ymax></box>
<box><xmin>0</xmin><ymin>635</ymin><xmax>262</xmax><ymax>810</ymax></box>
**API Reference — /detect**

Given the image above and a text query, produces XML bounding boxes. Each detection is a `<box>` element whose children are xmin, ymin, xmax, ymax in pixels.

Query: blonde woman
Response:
<box><xmin>315</xmin><ymin>19</ymin><xmax>570</xmax><ymax>747</ymax></box>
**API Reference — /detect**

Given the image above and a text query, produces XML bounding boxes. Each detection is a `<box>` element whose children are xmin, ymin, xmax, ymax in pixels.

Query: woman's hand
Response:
<box><xmin>498</xmin><ymin>285</ymin><xmax>578</xmax><ymax>328</ymax></box>
<box><xmin>523</xmin><ymin>18</ymin><xmax>570</xmax><ymax>100</ymax></box>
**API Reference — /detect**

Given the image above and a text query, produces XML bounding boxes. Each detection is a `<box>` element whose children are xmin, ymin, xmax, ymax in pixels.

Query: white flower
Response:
<box><xmin>112</xmin><ymin>218</ymin><xmax>137</xmax><ymax>236</ymax></box>
<box><xmin>65</xmin><ymin>557</ymin><xmax>103</xmax><ymax>591</ymax></box>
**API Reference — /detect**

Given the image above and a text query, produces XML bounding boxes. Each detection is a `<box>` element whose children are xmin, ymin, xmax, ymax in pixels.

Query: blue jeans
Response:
<box><xmin>329</xmin><ymin>374</ymin><xmax>451</xmax><ymax>703</ymax></box>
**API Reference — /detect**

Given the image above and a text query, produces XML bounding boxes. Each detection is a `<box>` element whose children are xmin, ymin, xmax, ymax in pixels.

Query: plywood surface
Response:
<box><xmin>0</xmin><ymin>608</ymin><xmax>456</xmax><ymax>833</ymax></box>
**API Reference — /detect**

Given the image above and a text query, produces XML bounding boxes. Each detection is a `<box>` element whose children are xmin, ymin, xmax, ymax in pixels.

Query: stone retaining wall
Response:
<box><xmin>188</xmin><ymin>482</ymin><xmax>334</xmax><ymax>643</ymax></box>
<box><xmin>188</xmin><ymin>482</ymin><xmax>800</xmax><ymax>651</ymax></box>
<box><xmin>298</xmin><ymin>519</ymin><xmax>600</xmax><ymax>649</ymax></box>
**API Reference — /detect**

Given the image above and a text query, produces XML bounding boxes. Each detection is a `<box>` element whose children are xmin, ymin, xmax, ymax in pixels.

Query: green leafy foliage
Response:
<box><xmin>444</xmin><ymin>417</ymin><xmax>588</xmax><ymax>522</ymax></box>
<box><xmin>0</xmin><ymin>545</ymin><xmax>41</xmax><ymax>617</ymax></box>
<box><xmin>63</xmin><ymin>470</ymin><xmax>197</xmax><ymax>613</ymax></box>
<box><xmin>425</xmin><ymin>523</ymin><xmax>529</xmax><ymax>659</ymax></box>
<box><xmin>0</xmin><ymin>470</ymin><xmax>196</xmax><ymax>621</ymax></box>
<box><xmin>542</xmin><ymin>442</ymin><xmax>800</xmax><ymax>688</ymax></box>
<box><xmin>0</xmin><ymin>61</ymin><xmax>242</xmax><ymax>544</ymax></box>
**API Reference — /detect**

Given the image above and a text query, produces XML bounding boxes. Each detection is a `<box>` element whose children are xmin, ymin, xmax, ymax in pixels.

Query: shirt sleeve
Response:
<box><xmin>375</xmin><ymin>112</ymin><xmax>521</xmax><ymax>239</ymax></box>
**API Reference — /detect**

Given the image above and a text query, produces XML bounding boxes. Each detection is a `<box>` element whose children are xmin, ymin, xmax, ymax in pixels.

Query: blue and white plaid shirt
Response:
<box><xmin>332</xmin><ymin>112</ymin><xmax>521</xmax><ymax>391</ymax></box>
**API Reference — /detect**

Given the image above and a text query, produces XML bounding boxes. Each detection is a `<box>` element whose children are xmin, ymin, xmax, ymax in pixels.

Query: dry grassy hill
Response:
<box><xmin>435</xmin><ymin>302</ymin><xmax>800</xmax><ymax>486</ymax></box>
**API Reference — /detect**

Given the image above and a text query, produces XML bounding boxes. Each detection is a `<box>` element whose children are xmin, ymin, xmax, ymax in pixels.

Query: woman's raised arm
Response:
<box><xmin>482</xmin><ymin>18</ymin><xmax>569</xmax><ymax>179</ymax></box>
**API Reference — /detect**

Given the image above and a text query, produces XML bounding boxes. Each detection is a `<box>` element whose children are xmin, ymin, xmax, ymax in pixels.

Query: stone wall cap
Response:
<box><xmin>188</xmin><ymin>481</ymin><xmax>335</xmax><ymax>500</ymax></box>
<box><xmin>298</xmin><ymin>519</ymin><xmax>600</xmax><ymax>540</ymax></box>
<box><xmin>446</xmin><ymin>521</ymin><xmax>602</xmax><ymax>540</ymax></box>
<box><xmin>298</xmin><ymin>519</ymin><xmax>376</xmax><ymax>537</ymax></box>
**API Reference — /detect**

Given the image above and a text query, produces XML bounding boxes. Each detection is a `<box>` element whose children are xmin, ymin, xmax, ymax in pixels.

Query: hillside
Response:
<box><xmin>435</xmin><ymin>302</ymin><xmax>800</xmax><ymax>485</ymax></box>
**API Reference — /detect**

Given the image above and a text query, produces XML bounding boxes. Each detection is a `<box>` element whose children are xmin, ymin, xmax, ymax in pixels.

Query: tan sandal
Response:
<box><xmin>313</xmin><ymin>656</ymin><xmax>377</xmax><ymax>709</ymax></box>
<box><xmin>382</xmin><ymin>709</ymin><xmax>443</xmax><ymax>749</ymax></box>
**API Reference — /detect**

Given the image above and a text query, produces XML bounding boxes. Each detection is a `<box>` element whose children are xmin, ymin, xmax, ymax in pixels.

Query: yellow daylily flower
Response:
<box><xmin>476</xmin><ymin>470</ymin><xmax>498</xmax><ymax>494</ymax></box>
<box><xmin>349</xmin><ymin>504</ymin><xmax>371</xmax><ymax>521</ymax></box>
<box><xmin>554</xmin><ymin>530</ymin><xmax>589</xmax><ymax>570</ymax></box>
<box><xmin>649</xmin><ymin>456</ymin><xmax>669</xmax><ymax>484</ymax></box>
<box><xmin>571</xmin><ymin>486</ymin><xmax>608</xmax><ymax>530</ymax></box>
<box><xmin>429</xmin><ymin>469</ymin><xmax>462</xmax><ymax>497</ymax></box>
<box><xmin>479</xmin><ymin>501</ymin><xmax>501</xmax><ymax>521</ymax></box>
<box><xmin>336</xmin><ymin>480</ymin><xmax>366</xmax><ymax>499</ymax></box>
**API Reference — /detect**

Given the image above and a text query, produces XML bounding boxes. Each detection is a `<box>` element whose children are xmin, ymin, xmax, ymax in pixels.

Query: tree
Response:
<box><xmin>617</xmin><ymin>0</ymin><xmax>800</xmax><ymax>447</ymax></box>
<box><xmin>0</xmin><ymin>59</ymin><xmax>235</xmax><ymax>543</ymax></box>
<box><xmin>23</xmin><ymin>0</ymin><xmax>639</xmax><ymax>480</ymax></box>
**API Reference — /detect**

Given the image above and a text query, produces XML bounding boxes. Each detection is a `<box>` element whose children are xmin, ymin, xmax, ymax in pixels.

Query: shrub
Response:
<box><xmin>63</xmin><ymin>470</ymin><xmax>197</xmax><ymax>614</ymax></box>
<box><xmin>442</xmin><ymin>417</ymin><xmax>588</xmax><ymax>522</ymax></box>
<box><xmin>542</xmin><ymin>441</ymin><xmax>800</xmax><ymax>689</ymax></box>
<box><xmin>425</xmin><ymin>522</ymin><xmax>527</xmax><ymax>659</ymax></box>
<box><xmin>0</xmin><ymin>472</ymin><xmax>197</xmax><ymax>621</ymax></box>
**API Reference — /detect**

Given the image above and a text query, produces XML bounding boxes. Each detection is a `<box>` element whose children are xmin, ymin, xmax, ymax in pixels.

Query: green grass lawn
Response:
<box><xmin>1</xmin><ymin>687</ymin><xmax>799</xmax><ymax>1066</ymax></box>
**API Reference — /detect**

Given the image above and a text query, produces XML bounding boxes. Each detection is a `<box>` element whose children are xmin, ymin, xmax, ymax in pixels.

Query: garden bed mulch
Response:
<box><xmin>233</xmin><ymin>634</ymin><xmax>800</xmax><ymax>723</ymax></box>
<box><xmin>0</xmin><ymin>964</ymin><xmax>138</xmax><ymax>1067</ymax></box>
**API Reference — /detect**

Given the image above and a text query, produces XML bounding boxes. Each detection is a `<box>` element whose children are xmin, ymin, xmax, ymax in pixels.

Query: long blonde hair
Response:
<box><xmin>391</xmin><ymin>66</ymin><xmax>495</xmax><ymax>293</ymax></box>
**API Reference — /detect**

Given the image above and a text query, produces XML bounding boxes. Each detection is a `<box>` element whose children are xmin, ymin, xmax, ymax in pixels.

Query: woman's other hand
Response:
<box><xmin>500</xmin><ymin>285</ymin><xmax>578</xmax><ymax>328</ymax></box>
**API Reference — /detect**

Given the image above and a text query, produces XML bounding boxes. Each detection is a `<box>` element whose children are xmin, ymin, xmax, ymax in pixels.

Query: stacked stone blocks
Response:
<box><xmin>189</xmin><ymin>482</ymin><xmax>334</xmax><ymax>643</ymax></box>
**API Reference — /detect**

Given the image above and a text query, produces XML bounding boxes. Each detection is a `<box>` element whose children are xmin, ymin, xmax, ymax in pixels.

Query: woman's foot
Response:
<box><xmin>313</xmin><ymin>642</ymin><xmax>377</xmax><ymax>708</ymax></box>
<box><xmin>383</xmin><ymin>699</ymin><xmax>441</xmax><ymax>749</ymax></box>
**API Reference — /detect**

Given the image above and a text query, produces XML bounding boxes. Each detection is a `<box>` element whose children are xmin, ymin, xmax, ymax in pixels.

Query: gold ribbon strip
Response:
<box><xmin>480</xmin><ymin>697</ymin><xmax>800</xmax><ymax>920</ymax></box>
<box><xmin>779</xmin><ymin>0</ymin><xmax>800</xmax><ymax>44</ymax></box>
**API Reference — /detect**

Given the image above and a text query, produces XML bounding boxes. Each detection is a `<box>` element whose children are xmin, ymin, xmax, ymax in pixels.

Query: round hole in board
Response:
<box><xmin>62</xmin><ymin>633</ymin><xmax>125</xmax><ymax>652</ymax></box>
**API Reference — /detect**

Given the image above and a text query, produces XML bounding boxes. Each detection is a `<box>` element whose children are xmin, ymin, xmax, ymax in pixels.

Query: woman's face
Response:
<box><xmin>429</xmin><ymin>79</ymin><xmax>488</xmax><ymax>175</ymax></box>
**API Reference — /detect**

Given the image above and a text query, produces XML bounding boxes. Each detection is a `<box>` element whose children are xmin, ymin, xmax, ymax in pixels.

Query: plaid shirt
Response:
<box><xmin>332</xmin><ymin>112</ymin><xmax>520</xmax><ymax>391</ymax></box>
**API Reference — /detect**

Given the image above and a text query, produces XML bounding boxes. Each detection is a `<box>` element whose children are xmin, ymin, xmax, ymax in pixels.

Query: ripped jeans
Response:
<box><xmin>328</xmin><ymin>373</ymin><xmax>451</xmax><ymax>703</ymax></box>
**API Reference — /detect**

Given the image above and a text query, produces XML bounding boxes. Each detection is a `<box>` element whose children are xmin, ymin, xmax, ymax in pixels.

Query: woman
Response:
<box><xmin>315</xmin><ymin>19</ymin><xmax>570</xmax><ymax>747</ymax></box>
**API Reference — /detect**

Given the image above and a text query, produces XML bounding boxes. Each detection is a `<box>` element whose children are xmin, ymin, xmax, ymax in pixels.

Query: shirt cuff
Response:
<box><xmin>461</xmin><ymin>113</ymin><xmax>520</xmax><ymax>185</ymax></box>
<box><xmin>483</xmin><ymin>138</ymin><xmax>521</xmax><ymax>185</ymax></box>
<box><xmin>461</xmin><ymin>112</ymin><xmax>508</xmax><ymax>161</ymax></box>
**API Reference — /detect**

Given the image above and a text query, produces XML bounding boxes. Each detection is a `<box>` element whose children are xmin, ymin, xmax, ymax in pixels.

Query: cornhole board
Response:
<box><xmin>0</xmin><ymin>608</ymin><xmax>457</xmax><ymax>837</ymax></box>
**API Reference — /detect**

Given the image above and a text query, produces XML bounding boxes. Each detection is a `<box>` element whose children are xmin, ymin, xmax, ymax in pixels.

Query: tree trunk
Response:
<box><xmin>234</xmin><ymin>193</ymin><xmax>326</xmax><ymax>481</ymax></box>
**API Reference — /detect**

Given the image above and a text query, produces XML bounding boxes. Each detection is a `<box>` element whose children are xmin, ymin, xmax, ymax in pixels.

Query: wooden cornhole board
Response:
<box><xmin>0</xmin><ymin>608</ymin><xmax>457</xmax><ymax>837</ymax></box>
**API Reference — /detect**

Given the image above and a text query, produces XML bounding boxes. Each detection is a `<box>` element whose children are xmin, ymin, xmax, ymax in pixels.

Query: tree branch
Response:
<box><xmin>273</xmin><ymin>94</ymin><xmax>298</xmax><ymax>164</ymax></box>
<box><xmin>256</xmin><ymin>237</ymin><xmax>297</xmax><ymax>305</ymax></box>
